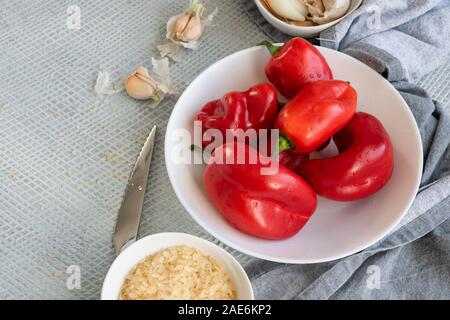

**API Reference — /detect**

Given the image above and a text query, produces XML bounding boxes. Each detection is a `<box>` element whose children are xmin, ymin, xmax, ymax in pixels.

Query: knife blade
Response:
<box><xmin>113</xmin><ymin>125</ymin><xmax>157</xmax><ymax>255</ymax></box>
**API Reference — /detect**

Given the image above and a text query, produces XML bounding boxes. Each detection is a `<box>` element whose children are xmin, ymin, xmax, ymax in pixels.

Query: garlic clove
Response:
<box><xmin>305</xmin><ymin>0</ymin><xmax>350</xmax><ymax>25</ymax></box>
<box><xmin>172</xmin><ymin>13</ymin><xmax>192</xmax><ymax>40</ymax></box>
<box><xmin>166</xmin><ymin>0</ymin><xmax>211</xmax><ymax>49</ymax></box>
<box><xmin>289</xmin><ymin>19</ymin><xmax>315</xmax><ymax>26</ymax></box>
<box><xmin>135</xmin><ymin>65</ymin><xmax>151</xmax><ymax>78</ymax></box>
<box><xmin>303</xmin><ymin>0</ymin><xmax>325</xmax><ymax>16</ymax></box>
<box><xmin>176</xmin><ymin>14</ymin><xmax>204</xmax><ymax>43</ymax></box>
<box><xmin>267</xmin><ymin>0</ymin><xmax>309</xmax><ymax>22</ymax></box>
<box><xmin>125</xmin><ymin>66</ymin><xmax>160</xmax><ymax>101</ymax></box>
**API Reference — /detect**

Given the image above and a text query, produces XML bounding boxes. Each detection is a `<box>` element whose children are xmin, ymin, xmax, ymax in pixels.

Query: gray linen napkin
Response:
<box><xmin>245</xmin><ymin>0</ymin><xmax>450</xmax><ymax>299</ymax></box>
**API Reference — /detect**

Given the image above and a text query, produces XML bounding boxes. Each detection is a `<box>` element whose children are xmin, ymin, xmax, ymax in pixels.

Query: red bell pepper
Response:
<box><xmin>204</xmin><ymin>142</ymin><xmax>317</xmax><ymax>240</ymax></box>
<box><xmin>260</xmin><ymin>38</ymin><xmax>333</xmax><ymax>99</ymax></box>
<box><xmin>316</xmin><ymin>138</ymin><xmax>331</xmax><ymax>152</ymax></box>
<box><xmin>196</xmin><ymin>83</ymin><xmax>278</xmax><ymax>148</ymax></box>
<box><xmin>261</xmin><ymin>135</ymin><xmax>310</xmax><ymax>172</ymax></box>
<box><xmin>279</xmin><ymin>150</ymin><xmax>309</xmax><ymax>173</ymax></box>
<box><xmin>275</xmin><ymin>80</ymin><xmax>357</xmax><ymax>154</ymax></box>
<box><xmin>298</xmin><ymin>112</ymin><xmax>394</xmax><ymax>201</ymax></box>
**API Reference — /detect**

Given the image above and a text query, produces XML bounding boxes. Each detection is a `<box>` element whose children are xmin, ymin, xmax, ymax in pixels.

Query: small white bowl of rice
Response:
<box><xmin>101</xmin><ymin>232</ymin><xmax>254</xmax><ymax>300</ymax></box>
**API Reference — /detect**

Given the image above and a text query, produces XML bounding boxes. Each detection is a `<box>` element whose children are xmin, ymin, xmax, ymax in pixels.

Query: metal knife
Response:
<box><xmin>113</xmin><ymin>125</ymin><xmax>157</xmax><ymax>255</ymax></box>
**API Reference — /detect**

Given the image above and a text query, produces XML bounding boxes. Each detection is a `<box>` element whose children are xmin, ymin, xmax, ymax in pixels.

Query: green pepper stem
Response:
<box><xmin>258</xmin><ymin>40</ymin><xmax>282</xmax><ymax>56</ymax></box>
<box><xmin>278</xmin><ymin>134</ymin><xmax>294</xmax><ymax>153</ymax></box>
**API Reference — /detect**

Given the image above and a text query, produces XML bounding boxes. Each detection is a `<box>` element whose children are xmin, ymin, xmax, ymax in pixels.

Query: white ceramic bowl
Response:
<box><xmin>254</xmin><ymin>0</ymin><xmax>362</xmax><ymax>38</ymax></box>
<box><xmin>165</xmin><ymin>45</ymin><xmax>422</xmax><ymax>264</ymax></box>
<box><xmin>102</xmin><ymin>233</ymin><xmax>254</xmax><ymax>300</ymax></box>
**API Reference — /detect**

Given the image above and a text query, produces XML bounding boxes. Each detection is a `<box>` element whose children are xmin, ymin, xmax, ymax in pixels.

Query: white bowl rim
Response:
<box><xmin>164</xmin><ymin>45</ymin><xmax>423</xmax><ymax>264</ymax></box>
<box><xmin>254</xmin><ymin>0</ymin><xmax>363</xmax><ymax>32</ymax></box>
<box><xmin>101</xmin><ymin>232</ymin><xmax>254</xmax><ymax>300</ymax></box>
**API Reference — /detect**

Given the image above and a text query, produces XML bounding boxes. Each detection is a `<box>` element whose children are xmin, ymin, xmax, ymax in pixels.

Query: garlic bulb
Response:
<box><xmin>125</xmin><ymin>66</ymin><xmax>160</xmax><ymax>101</ymax></box>
<box><xmin>303</xmin><ymin>0</ymin><xmax>350</xmax><ymax>25</ymax></box>
<box><xmin>267</xmin><ymin>0</ymin><xmax>309</xmax><ymax>21</ymax></box>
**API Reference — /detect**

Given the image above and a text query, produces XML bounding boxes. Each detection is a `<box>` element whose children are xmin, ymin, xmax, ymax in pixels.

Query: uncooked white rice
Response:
<box><xmin>119</xmin><ymin>245</ymin><xmax>236</xmax><ymax>300</ymax></box>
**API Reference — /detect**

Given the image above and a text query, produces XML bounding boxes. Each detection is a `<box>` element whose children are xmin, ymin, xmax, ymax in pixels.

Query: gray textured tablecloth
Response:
<box><xmin>0</xmin><ymin>0</ymin><xmax>449</xmax><ymax>300</ymax></box>
<box><xmin>0</xmin><ymin>0</ymin><xmax>262</xmax><ymax>300</ymax></box>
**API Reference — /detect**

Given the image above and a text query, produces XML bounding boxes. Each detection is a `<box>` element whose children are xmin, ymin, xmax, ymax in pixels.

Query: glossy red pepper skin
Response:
<box><xmin>196</xmin><ymin>83</ymin><xmax>278</xmax><ymax>148</ymax></box>
<box><xmin>275</xmin><ymin>80</ymin><xmax>357</xmax><ymax>154</ymax></box>
<box><xmin>204</xmin><ymin>142</ymin><xmax>317</xmax><ymax>240</ymax></box>
<box><xmin>279</xmin><ymin>151</ymin><xmax>309</xmax><ymax>172</ymax></box>
<box><xmin>264</xmin><ymin>38</ymin><xmax>333</xmax><ymax>99</ymax></box>
<box><xmin>298</xmin><ymin>112</ymin><xmax>394</xmax><ymax>201</ymax></box>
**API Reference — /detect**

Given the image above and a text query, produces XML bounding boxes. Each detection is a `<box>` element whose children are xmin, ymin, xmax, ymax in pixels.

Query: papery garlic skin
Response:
<box><xmin>150</xmin><ymin>58</ymin><xmax>177</xmax><ymax>96</ymax></box>
<box><xmin>267</xmin><ymin>0</ymin><xmax>309</xmax><ymax>21</ymax></box>
<box><xmin>125</xmin><ymin>66</ymin><xmax>160</xmax><ymax>101</ymax></box>
<box><xmin>157</xmin><ymin>42</ymin><xmax>186</xmax><ymax>62</ymax></box>
<box><xmin>95</xmin><ymin>71</ymin><xmax>116</xmax><ymax>96</ymax></box>
<box><xmin>304</xmin><ymin>0</ymin><xmax>350</xmax><ymax>25</ymax></box>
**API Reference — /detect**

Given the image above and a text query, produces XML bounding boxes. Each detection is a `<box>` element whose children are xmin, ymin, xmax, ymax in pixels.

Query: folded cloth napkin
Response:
<box><xmin>245</xmin><ymin>0</ymin><xmax>450</xmax><ymax>299</ymax></box>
